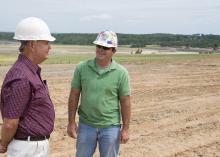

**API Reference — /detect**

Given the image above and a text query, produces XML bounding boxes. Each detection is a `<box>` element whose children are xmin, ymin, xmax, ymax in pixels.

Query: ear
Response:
<box><xmin>28</xmin><ymin>41</ymin><xmax>36</xmax><ymax>52</ymax></box>
<box><xmin>28</xmin><ymin>41</ymin><xmax>36</xmax><ymax>50</ymax></box>
<box><xmin>113</xmin><ymin>48</ymin><xmax>116</xmax><ymax>54</ymax></box>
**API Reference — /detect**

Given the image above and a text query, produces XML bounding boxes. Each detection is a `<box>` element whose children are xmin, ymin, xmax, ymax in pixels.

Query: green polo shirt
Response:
<box><xmin>71</xmin><ymin>58</ymin><xmax>131</xmax><ymax>128</ymax></box>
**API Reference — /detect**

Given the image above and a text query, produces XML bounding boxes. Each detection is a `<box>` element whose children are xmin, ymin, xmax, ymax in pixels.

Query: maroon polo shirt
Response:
<box><xmin>0</xmin><ymin>54</ymin><xmax>55</xmax><ymax>138</ymax></box>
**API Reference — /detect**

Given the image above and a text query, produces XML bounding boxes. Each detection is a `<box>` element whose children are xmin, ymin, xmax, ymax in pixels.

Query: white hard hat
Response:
<box><xmin>93</xmin><ymin>30</ymin><xmax>118</xmax><ymax>48</ymax></box>
<box><xmin>13</xmin><ymin>17</ymin><xmax>55</xmax><ymax>41</ymax></box>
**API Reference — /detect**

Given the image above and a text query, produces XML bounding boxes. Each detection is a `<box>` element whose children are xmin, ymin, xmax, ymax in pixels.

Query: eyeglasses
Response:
<box><xmin>96</xmin><ymin>45</ymin><xmax>111</xmax><ymax>50</ymax></box>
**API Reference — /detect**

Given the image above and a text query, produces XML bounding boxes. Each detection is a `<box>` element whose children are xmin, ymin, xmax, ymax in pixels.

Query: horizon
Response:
<box><xmin>0</xmin><ymin>31</ymin><xmax>219</xmax><ymax>36</ymax></box>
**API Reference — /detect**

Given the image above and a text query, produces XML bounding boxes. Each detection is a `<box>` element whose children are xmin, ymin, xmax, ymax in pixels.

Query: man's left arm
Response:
<box><xmin>119</xmin><ymin>95</ymin><xmax>131</xmax><ymax>144</ymax></box>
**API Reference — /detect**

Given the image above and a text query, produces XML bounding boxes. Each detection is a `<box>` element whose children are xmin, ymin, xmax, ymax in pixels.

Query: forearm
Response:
<box><xmin>1</xmin><ymin>118</ymin><xmax>19</xmax><ymax>148</ymax></box>
<box><xmin>120</xmin><ymin>96</ymin><xmax>131</xmax><ymax>130</ymax></box>
<box><xmin>121</xmin><ymin>106</ymin><xmax>130</xmax><ymax>130</ymax></box>
<box><xmin>68</xmin><ymin>88</ymin><xmax>80</xmax><ymax>123</ymax></box>
<box><xmin>68</xmin><ymin>101</ymin><xmax>78</xmax><ymax>123</ymax></box>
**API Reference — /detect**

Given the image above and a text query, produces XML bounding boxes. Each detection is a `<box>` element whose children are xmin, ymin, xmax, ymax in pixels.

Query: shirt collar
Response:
<box><xmin>88</xmin><ymin>58</ymin><xmax>117</xmax><ymax>75</ymax></box>
<box><xmin>18</xmin><ymin>54</ymin><xmax>40</xmax><ymax>74</ymax></box>
<box><xmin>88</xmin><ymin>58</ymin><xmax>117</xmax><ymax>69</ymax></box>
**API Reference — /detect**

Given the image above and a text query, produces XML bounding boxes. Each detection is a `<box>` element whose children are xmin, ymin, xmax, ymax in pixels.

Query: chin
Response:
<box><xmin>39</xmin><ymin>57</ymin><xmax>48</xmax><ymax>63</ymax></box>
<box><xmin>97</xmin><ymin>57</ymin><xmax>105</xmax><ymax>60</ymax></box>
<box><xmin>97</xmin><ymin>55</ymin><xmax>105</xmax><ymax>59</ymax></box>
<box><xmin>45</xmin><ymin>54</ymin><xmax>49</xmax><ymax>59</ymax></box>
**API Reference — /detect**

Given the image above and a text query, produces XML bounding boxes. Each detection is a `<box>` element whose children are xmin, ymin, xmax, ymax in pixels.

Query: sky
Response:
<box><xmin>0</xmin><ymin>0</ymin><xmax>220</xmax><ymax>35</ymax></box>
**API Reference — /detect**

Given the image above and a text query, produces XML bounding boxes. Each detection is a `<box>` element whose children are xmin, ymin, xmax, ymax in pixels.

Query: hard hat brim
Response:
<box><xmin>13</xmin><ymin>35</ymin><xmax>56</xmax><ymax>42</ymax></box>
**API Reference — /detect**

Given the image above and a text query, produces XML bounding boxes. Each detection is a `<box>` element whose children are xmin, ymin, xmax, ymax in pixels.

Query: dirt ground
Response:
<box><xmin>0</xmin><ymin>57</ymin><xmax>220</xmax><ymax>157</ymax></box>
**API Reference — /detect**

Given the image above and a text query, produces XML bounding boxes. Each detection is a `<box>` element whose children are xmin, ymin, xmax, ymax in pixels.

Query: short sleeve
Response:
<box><xmin>2</xmin><ymin>78</ymin><xmax>31</xmax><ymax>118</ymax></box>
<box><xmin>71</xmin><ymin>66</ymin><xmax>81</xmax><ymax>89</ymax></box>
<box><xmin>118</xmin><ymin>69</ymin><xmax>131</xmax><ymax>96</ymax></box>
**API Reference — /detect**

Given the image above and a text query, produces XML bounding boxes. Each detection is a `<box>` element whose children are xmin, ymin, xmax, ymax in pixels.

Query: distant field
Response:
<box><xmin>1</xmin><ymin>53</ymin><xmax>220</xmax><ymax>65</ymax></box>
<box><xmin>1</xmin><ymin>44</ymin><xmax>220</xmax><ymax>65</ymax></box>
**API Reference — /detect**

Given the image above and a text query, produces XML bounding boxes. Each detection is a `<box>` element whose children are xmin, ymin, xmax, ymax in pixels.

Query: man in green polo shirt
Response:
<box><xmin>67</xmin><ymin>30</ymin><xmax>131</xmax><ymax>157</ymax></box>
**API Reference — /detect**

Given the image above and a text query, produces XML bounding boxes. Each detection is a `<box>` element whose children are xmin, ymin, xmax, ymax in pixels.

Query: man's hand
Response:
<box><xmin>120</xmin><ymin>129</ymin><xmax>129</xmax><ymax>144</ymax></box>
<box><xmin>0</xmin><ymin>139</ymin><xmax>7</xmax><ymax>153</ymax></box>
<box><xmin>67</xmin><ymin>122</ymin><xmax>78</xmax><ymax>139</ymax></box>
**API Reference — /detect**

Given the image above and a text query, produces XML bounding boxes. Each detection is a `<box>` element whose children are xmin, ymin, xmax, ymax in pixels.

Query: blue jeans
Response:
<box><xmin>76</xmin><ymin>120</ymin><xmax>120</xmax><ymax>157</ymax></box>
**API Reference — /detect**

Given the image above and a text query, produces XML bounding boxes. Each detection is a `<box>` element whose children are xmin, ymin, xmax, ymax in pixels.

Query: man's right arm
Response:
<box><xmin>67</xmin><ymin>88</ymin><xmax>80</xmax><ymax>139</ymax></box>
<box><xmin>0</xmin><ymin>118</ymin><xmax>19</xmax><ymax>153</ymax></box>
<box><xmin>0</xmin><ymin>77</ymin><xmax>31</xmax><ymax>153</ymax></box>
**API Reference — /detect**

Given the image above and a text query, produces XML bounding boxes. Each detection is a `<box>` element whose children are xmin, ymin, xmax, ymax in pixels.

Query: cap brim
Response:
<box><xmin>93</xmin><ymin>41</ymin><xmax>114</xmax><ymax>47</ymax></box>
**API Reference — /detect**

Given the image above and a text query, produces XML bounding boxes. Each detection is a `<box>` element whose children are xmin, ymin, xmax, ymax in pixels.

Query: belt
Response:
<box><xmin>14</xmin><ymin>135</ymin><xmax>50</xmax><ymax>141</ymax></box>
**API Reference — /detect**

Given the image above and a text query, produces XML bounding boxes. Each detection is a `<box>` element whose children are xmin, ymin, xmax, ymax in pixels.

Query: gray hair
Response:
<box><xmin>19</xmin><ymin>41</ymin><xmax>29</xmax><ymax>52</ymax></box>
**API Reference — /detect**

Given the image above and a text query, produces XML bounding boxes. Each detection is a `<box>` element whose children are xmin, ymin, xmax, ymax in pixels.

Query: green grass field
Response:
<box><xmin>1</xmin><ymin>44</ymin><xmax>220</xmax><ymax>65</ymax></box>
<box><xmin>1</xmin><ymin>53</ymin><xmax>220</xmax><ymax>65</ymax></box>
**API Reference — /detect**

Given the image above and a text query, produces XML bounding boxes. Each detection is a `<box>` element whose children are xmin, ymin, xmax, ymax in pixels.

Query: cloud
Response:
<box><xmin>80</xmin><ymin>14</ymin><xmax>112</xmax><ymax>22</ymax></box>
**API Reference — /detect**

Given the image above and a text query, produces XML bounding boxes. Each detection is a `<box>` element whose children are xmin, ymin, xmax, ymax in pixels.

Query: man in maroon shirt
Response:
<box><xmin>0</xmin><ymin>17</ymin><xmax>55</xmax><ymax>156</ymax></box>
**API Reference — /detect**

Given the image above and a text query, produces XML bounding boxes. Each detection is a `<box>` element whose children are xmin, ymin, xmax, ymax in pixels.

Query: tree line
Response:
<box><xmin>0</xmin><ymin>32</ymin><xmax>219</xmax><ymax>49</ymax></box>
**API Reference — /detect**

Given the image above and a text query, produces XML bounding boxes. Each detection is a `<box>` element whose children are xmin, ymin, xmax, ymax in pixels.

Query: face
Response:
<box><xmin>33</xmin><ymin>40</ymin><xmax>51</xmax><ymax>64</ymax></box>
<box><xmin>95</xmin><ymin>45</ymin><xmax>115</xmax><ymax>61</ymax></box>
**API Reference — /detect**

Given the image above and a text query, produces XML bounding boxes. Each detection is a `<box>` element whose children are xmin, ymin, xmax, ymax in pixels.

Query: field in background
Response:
<box><xmin>0</xmin><ymin>44</ymin><xmax>219</xmax><ymax>65</ymax></box>
<box><xmin>0</xmin><ymin>44</ymin><xmax>220</xmax><ymax>156</ymax></box>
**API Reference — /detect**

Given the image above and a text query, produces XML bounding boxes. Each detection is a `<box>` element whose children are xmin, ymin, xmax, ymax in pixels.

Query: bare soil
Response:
<box><xmin>0</xmin><ymin>57</ymin><xmax>220</xmax><ymax>157</ymax></box>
